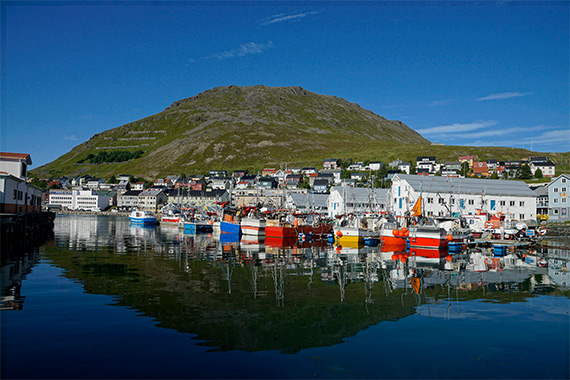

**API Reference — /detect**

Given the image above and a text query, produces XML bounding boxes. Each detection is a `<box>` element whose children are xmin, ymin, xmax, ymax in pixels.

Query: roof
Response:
<box><xmin>121</xmin><ymin>190</ymin><xmax>142</xmax><ymax>196</ymax></box>
<box><xmin>140</xmin><ymin>188</ymin><xmax>165</xmax><ymax>197</ymax></box>
<box><xmin>393</xmin><ymin>174</ymin><xmax>537</xmax><ymax>197</ymax></box>
<box><xmin>313</xmin><ymin>179</ymin><xmax>330</xmax><ymax>186</ymax></box>
<box><xmin>331</xmin><ymin>186</ymin><xmax>389</xmax><ymax>203</ymax></box>
<box><xmin>288</xmin><ymin>193</ymin><xmax>329</xmax><ymax>209</ymax></box>
<box><xmin>0</xmin><ymin>152</ymin><xmax>32</xmax><ymax>164</ymax></box>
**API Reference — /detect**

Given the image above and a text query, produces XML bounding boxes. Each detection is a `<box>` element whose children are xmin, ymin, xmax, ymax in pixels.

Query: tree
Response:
<box><xmin>519</xmin><ymin>164</ymin><xmax>532</xmax><ymax>180</ymax></box>
<box><xmin>108</xmin><ymin>175</ymin><xmax>117</xmax><ymax>184</ymax></box>
<box><xmin>534</xmin><ymin>168</ymin><xmax>543</xmax><ymax>179</ymax></box>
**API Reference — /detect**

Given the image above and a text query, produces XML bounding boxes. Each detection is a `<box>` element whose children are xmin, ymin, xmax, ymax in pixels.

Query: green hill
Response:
<box><xmin>31</xmin><ymin>85</ymin><xmax>564</xmax><ymax>179</ymax></box>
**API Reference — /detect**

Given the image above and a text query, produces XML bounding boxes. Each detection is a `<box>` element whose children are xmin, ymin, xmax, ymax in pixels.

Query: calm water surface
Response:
<box><xmin>2</xmin><ymin>215</ymin><xmax>569</xmax><ymax>379</ymax></box>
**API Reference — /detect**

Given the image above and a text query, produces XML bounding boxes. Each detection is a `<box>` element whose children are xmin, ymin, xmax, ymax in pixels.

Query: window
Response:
<box><xmin>563</xmin><ymin>187</ymin><xmax>567</xmax><ymax>192</ymax></box>
<box><xmin>563</xmin><ymin>198</ymin><xmax>567</xmax><ymax>203</ymax></box>
<box><xmin>519</xmin><ymin>201</ymin><xmax>524</xmax><ymax>207</ymax></box>
<box><xmin>554</xmin><ymin>188</ymin><xmax>559</xmax><ymax>192</ymax></box>
<box><xmin>427</xmin><ymin>197</ymin><xmax>433</xmax><ymax>204</ymax></box>
<box><xmin>563</xmin><ymin>178</ymin><xmax>567</xmax><ymax>183</ymax></box>
<box><xmin>510</xmin><ymin>201</ymin><xmax>515</xmax><ymax>206</ymax></box>
<box><xmin>468</xmin><ymin>199</ymin><xmax>474</xmax><ymax>205</ymax></box>
<box><xmin>500</xmin><ymin>200</ymin><xmax>506</xmax><ymax>206</ymax></box>
<box><xmin>438</xmin><ymin>198</ymin><xmax>444</xmax><ymax>204</ymax></box>
<box><xmin>554</xmin><ymin>199</ymin><xmax>559</xmax><ymax>203</ymax></box>
<box><xmin>520</xmin><ymin>214</ymin><xmax>525</xmax><ymax>220</ymax></box>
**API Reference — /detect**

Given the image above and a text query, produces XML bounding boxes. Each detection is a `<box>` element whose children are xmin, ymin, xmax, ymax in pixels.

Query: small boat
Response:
<box><xmin>129</xmin><ymin>209</ymin><xmax>157</xmax><ymax>225</ymax></box>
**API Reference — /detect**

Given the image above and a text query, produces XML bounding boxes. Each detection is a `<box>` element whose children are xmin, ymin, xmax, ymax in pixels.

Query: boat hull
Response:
<box><xmin>240</xmin><ymin>218</ymin><xmax>266</xmax><ymax>237</ymax></box>
<box><xmin>265</xmin><ymin>225</ymin><xmax>297</xmax><ymax>238</ymax></box>
<box><xmin>220</xmin><ymin>221</ymin><xmax>241</xmax><ymax>235</ymax></box>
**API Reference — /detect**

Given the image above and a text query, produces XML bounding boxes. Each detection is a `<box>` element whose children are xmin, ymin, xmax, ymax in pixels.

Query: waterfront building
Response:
<box><xmin>117</xmin><ymin>190</ymin><xmax>141</xmax><ymax>210</ymax></box>
<box><xmin>231</xmin><ymin>188</ymin><xmax>301</xmax><ymax>208</ymax></box>
<box><xmin>391</xmin><ymin>174</ymin><xmax>537</xmax><ymax>221</ymax></box>
<box><xmin>285</xmin><ymin>192</ymin><xmax>329</xmax><ymax>215</ymax></box>
<box><xmin>48</xmin><ymin>188</ymin><xmax>111</xmax><ymax>211</ymax></box>
<box><xmin>138</xmin><ymin>188</ymin><xmax>167</xmax><ymax>212</ymax></box>
<box><xmin>547</xmin><ymin>174</ymin><xmax>570</xmax><ymax>221</ymax></box>
<box><xmin>132</xmin><ymin>182</ymin><xmax>145</xmax><ymax>191</ymax></box>
<box><xmin>327</xmin><ymin>186</ymin><xmax>390</xmax><ymax>218</ymax></box>
<box><xmin>0</xmin><ymin>152</ymin><xmax>43</xmax><ymax>213</ymax></box>
<box><xmin>166</xmin><ymin>189</ymin><xmax>229</xmax><ymax>208</ymax></box>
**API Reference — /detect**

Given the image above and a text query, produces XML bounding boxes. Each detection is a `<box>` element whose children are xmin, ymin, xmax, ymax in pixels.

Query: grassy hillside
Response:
<box><xmin>30</xmin><ymin>85</ymin><xmax>567</xmax><ymax>180</ymax></box>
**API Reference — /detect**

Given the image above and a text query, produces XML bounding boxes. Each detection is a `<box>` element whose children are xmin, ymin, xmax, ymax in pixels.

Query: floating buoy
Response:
<box><xmin>392</xmin><ymin>229</ymin><xmax>399</xmax><ymax>237</ymax></box>
<box><xmin>401</xmin><ymin>257</ymin><xmax>407</xmax><ymax>263</ymax></box>
<box><xmin>398</xmin><ymin>229</ymin><xmax>404</xmax><ymax>237</ymax></box>
<box><xmin>537</xmin><ymin>227</ymin><xmax>546</xmax><ymax>235</ymax></box>
<box><xmin>398</xmin><ymin>253</ymin><xmax>404</xmax><ymax>259</ymax></box>
<box><xmin>447</xmin><ymin>234</ymin><xmax>453</xmax><ymax>241</ymax></box>
<box><xmin>401</xmin><ymin>227</ymin><xmax>408</xmax><ymax>233</ymax></box>
<box><xmin>391</xmin><ymin>254</ymin><xmax>398</xmax><ymax>261</ymax></box>
<box><xmin>404</xmin><ymin>231</ymin><xmax>410</xmax><ymax>237</ymax></box>
<box><xmin>336</xmin><ymin>230</ymin><xmax>343</xmax><ymax>237</ymax></box>
<box><xmin>446</xmin><ymin>255</ymin><xmax>453</xmax><ymax>262</ymax></box>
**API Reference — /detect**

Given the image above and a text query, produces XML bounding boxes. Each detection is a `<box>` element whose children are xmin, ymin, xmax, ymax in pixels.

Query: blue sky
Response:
<box><xmin>1</xmin><ymin>1</ymin><xmax>569</xmax><ymax>168</ymax></box>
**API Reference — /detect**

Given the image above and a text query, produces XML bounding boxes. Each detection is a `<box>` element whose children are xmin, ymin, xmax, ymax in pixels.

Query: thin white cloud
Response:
<box><xmin>430</xmin><ymin>125</ymin><xmax>570</xmax><ymax>152</ymax></box>
<box><xmin>426</xmin><ymin>99</ymin><xmax>452</xmax><ymax>106</ymax></box>
<box><xmin>476</xmin><ymin>92</ymin><xmax>532</xmax><ymax>101</ymax></box>
<box><xmin>260</xmin><ymin>11</ymin><xmax>320</xmax><ymax>26</ymax></box>
<box><xmin>417</xmin><ymin>121</ymin><xmax>498</xmax><ymax>135</ymax></box>
<box><xmin>64</xmin><ymin>135</ymin><xmax>78</xmax><ymax>141</ymax></box>
<box><xmin>191</xmin><ymin>41</ymin><xmax>274</xmax><ymax>63</ymax></box>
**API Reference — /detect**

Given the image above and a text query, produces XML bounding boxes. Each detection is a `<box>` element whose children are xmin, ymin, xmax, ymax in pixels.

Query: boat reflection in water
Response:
<box><xmin>2</xmin><ymin>214</ymin><xmax>569</xmax><ymax>379</ymax></box>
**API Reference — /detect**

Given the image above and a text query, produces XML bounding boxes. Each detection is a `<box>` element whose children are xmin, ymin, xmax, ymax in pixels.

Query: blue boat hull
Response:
<box><xmin>220</xmin><ymin>221</ymin><xmax>241</xmax><ymax>235</ymax></box>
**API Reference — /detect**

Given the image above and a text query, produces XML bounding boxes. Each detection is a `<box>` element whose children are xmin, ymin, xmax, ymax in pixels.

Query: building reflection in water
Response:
<box><xmin>4</xmin><ymin>214</ymin><xmax>569</xmax><ymax>350</ymax></box>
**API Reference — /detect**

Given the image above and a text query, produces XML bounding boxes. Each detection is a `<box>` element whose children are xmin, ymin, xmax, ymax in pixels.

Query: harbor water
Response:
<box><xmin>2</xmin><ymin>214</ymin><xmax>569</xmax><ymax>379</ymax></box>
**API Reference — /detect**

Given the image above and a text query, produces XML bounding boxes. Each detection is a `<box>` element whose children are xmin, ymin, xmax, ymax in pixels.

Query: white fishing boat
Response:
<box><xmin>129</xmin><ymin>209</ymin><xmax>157</xmax><ymax>225</ymax></box>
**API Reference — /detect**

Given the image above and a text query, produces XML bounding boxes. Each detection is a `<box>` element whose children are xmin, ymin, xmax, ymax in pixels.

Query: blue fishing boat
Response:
<box><xmin>129</xmin><ymin>209</ymin><xmax>157</xmax><ymax>225</ymax></box>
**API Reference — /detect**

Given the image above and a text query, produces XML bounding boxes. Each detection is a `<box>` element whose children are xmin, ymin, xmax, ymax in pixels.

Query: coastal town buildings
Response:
<box><xmin>0</xmin><ymin>152</ymin><xmax>44</xmax><ymax>213</ymax></box>
<box><xmin>391</xmin><ymin>174</ymin><xmax>537</xmax><ymax>221</ymax></box>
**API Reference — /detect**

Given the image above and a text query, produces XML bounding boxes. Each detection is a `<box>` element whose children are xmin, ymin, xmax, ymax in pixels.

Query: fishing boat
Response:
<box><xmin>160</xmin><ymin>208</ymin><xmax>185</xmax><ymax>225</ymax></box>
<box><xmin>240</xmin><ymin>215</ymin><xmax>266</xmax><ymax>237</ymax></box>
<box><xmin>220</xmin><ymin>213</ymin><xmax>241</xmax><ymax>235</ymax></box>
<box><xmin>183</xmin><ymin>220</ymin><xmax>213</xmax><ymax>233</ymax></box>
<box><xmin>265</xmin><ymin>218</ymin><xmax>297</xmax><ymax>238</ymax></box>
<box><xmin>408</xmin><ymin>220</ymin><xmax>449</xmax><ymax>249</ymax></box>
<box><xmin>129</xmin><ymin>209</ymin><xmax>157</xmax><ymax>225</ymax></box>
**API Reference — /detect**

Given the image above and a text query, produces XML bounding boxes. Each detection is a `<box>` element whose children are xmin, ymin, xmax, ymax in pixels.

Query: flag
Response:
<box><xmin>412</xmin><ymin>195</ymin><xmax>422</xmax><ymax>216</ymax></box>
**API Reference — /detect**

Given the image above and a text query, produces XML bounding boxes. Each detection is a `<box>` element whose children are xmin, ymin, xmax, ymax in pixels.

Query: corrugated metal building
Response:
<box><xmin>391</xmin><ymin>174</ymin><xmax>537</xmax><ymax>221</ymax></box>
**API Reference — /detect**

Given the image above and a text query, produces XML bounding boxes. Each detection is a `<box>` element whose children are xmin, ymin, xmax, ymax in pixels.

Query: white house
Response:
<box><xmin>369</xmin><ymin>161</ymin><xmax>383</xmax><ymax>171</ymax></box>
<box><xmin>391</xmin><ymin>174</ymin><xmax>537</xmax><ymax>222</ymax></box>
<box><xmin>547</xmin><ymin>174</ymin><xmax>570</xmax><ymax>221</ymax></box>
<box><xmin>327</xmin><ymin>186</ymin><xmax>390</xmax><ymax>217</ymax></box>
<box><xmin>0</xmin><ymin>152</ymin><xmax>43</xmax><ymax>213</ymax></box>
<box><xmin>48</xmin><ymin>188</ymin><xmax>111</xmax><ymax>211</ymax></box>
<box><xmin>531</xmin><ymin>162</ymin><xmax>556</xmax><ymax>178</ymax></box>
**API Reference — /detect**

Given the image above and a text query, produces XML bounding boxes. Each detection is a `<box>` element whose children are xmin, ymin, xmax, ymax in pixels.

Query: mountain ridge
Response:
<box><xmin>31</xmin><ymin>85</ymin><xmax>548</xmax><ymax>179</ymax></box>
